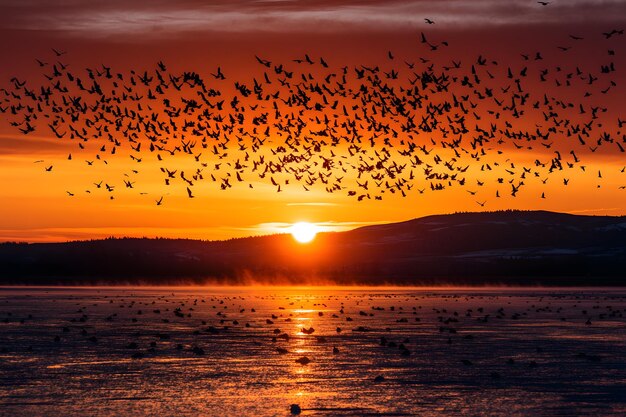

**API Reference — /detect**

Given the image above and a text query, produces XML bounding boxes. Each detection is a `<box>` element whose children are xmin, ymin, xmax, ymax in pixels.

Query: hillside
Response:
<box><xmin>0</xmin><ymin>211</ymin><xmax>624</xmax><ymax>285</ymax></box>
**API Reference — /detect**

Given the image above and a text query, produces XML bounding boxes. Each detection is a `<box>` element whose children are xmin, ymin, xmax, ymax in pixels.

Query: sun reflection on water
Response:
<box><xmin>3</xmin><ymin>287</ymin><xmax>626</xmax><ymax>416</ymax></box>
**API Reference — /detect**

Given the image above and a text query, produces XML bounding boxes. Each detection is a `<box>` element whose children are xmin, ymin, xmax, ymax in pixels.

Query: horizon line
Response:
<box><xmin>1</xmin><ymin>208</ymin><xmax>624</xmax><ymax>245</ymax></box>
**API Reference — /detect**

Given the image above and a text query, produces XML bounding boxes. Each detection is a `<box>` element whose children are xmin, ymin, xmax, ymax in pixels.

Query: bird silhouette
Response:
<box><xmin>0</xmin><ymin>27</ymin><xmax>622</xmax><ymax>205</ymax></box>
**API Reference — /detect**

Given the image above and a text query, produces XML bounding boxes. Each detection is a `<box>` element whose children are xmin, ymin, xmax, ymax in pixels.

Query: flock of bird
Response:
<box><xmin>1</xmin><ymin>27</ymin><xmax>624</xmax><ymax>205</ymax></box>
<box><xmin>3</xmin><ymin>291</ymin><xmax>623</xmax><ymax>358</ymax></box>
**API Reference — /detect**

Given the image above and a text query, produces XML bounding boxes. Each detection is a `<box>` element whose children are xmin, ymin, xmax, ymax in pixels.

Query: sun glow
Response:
<box><xmin>290</xmin><ymin>222</ymin><xmax>318</xmax><ymax>243</ymax></box>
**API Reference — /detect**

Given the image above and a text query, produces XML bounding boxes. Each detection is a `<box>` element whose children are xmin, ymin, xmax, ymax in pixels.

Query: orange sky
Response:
<box><xmin>0</xmin><ymin>1</ymin><xmax>624</xmax><ymax>242</ymax></box>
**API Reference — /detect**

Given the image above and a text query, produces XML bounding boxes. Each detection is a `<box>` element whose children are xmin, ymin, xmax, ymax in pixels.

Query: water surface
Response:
<box><xmin>1</xmin><ymin>287</ymin><xmax>625</xmax><ymax>416</ymax></box>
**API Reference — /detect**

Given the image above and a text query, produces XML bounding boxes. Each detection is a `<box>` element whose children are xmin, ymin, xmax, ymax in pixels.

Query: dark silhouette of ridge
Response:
<box><xmin>0</xmin><ymin>210</ymin><xmax>624</xmax><ymax>286</ymax></box>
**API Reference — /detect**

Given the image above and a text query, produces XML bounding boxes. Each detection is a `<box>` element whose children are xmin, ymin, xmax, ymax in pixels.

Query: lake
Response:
<box><xmin>1</xmin><ymin>287</ymin><xmax>625</xmax><ymax>416</ymax></box>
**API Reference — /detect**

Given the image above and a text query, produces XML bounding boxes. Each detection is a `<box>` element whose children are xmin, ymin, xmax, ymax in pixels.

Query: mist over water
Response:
<box><xmin>1</xmin><ymin>286</ymin><xmax>625</xmax><ymax>416</ymax></box>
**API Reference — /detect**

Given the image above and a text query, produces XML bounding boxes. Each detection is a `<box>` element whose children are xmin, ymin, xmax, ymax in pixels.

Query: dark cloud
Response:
<box><xmin>0</xmin><ymin>0</ymin><xmax>624</xmax><ymax>37</ymax></box>
<box><xmin>0</xmin><ymin>135</ymin><xmax>69</xmax><ymax>155</ymax></box>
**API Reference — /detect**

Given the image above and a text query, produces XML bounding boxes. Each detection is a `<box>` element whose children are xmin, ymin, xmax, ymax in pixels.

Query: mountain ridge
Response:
<box><xmin>1</xmin><ymin>210</ymin><xmax>624</xmax><ymax>286</ymax></box>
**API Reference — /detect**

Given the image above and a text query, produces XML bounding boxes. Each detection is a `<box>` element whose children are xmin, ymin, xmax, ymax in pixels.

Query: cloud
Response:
<box><xmin>286</xmin><ymin>202</ymin><xmax>339</xmax><ymax>207</ymax></box>
<box><xmin>0</xmin><ymin>225</ymin><xmax>266</xmax><ymax>243</ymax></box>
<box><xmin>0</xmin><ymin>220</ymin><xmax>388</xmax><ymax>242</ymax></box>
<box><xmin>1</xmin><ymin>0</ymin><xmax>624</xmax><ymax>37</ymax></box>
<box><xmin>566</xmin><ymin>207</ymin><xmax>624</xmax><ymax>214</ymax></box>
<box><xmin>0</xmin><ymin>134</ymin><xmax>70</xmax><ymax>155</ymax></box>
<box><xmin>252</xmin><ymin>220</ymin><xmax>384</xmax><ymax>235</ymax></box>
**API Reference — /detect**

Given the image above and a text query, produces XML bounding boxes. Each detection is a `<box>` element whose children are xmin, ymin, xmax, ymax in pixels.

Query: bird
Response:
<box><xmin>1</xmin><ymin>26</ymin><xmax>621</xmax><ymax>206</ymax></box>
<box><xmin>295</xmin><ymin>356</ymin><xmax>311</xmax><ymax>365</ymax></box>
<box><xmin>300</xmin><ymin>327</ymin><xmax>315</xmax><ymax>335</ymax></box>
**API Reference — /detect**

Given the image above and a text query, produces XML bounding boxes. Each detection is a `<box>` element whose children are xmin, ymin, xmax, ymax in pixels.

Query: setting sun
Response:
<box><xmin>0</xmin><ymin>1</ymin><xmax>624</xmax><ymax>415</ymax></box>
<box><xmin>290</xmin><ymin>222</ymin><xmax>318</xmax><ymax>243</ymax></box>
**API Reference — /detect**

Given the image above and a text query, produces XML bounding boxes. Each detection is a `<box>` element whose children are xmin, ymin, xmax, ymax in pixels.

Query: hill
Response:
<box><xmin>0</xmin><ymin>210</ymin><xmax>624</xmax><ymax>285</ymax></box>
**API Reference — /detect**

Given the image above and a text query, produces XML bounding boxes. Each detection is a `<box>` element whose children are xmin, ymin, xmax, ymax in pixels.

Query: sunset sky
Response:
<box><xmin>0</xmin><ymin>0</ymin><xmax>624</xmax><ymax>242</ymax></box>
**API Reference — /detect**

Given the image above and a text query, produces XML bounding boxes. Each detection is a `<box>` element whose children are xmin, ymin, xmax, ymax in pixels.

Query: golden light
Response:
<box><xmin>290</xmin><ymin>222</ymin><xmax>318</xmax><ymax>243</ymax></box>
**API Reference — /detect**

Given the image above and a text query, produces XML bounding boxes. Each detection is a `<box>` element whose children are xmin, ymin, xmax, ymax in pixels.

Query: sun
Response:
<box><xmin>290</xmin><ymin>222</ymin><xmax>318</xmax><ymax>243</ymax></box>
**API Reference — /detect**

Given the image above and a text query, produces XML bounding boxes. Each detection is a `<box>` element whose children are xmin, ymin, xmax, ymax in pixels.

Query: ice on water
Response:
<box><xmin>1</xmin><ymin>287</ymin><xmax>625</xmax><ymax>416</ymax></box>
